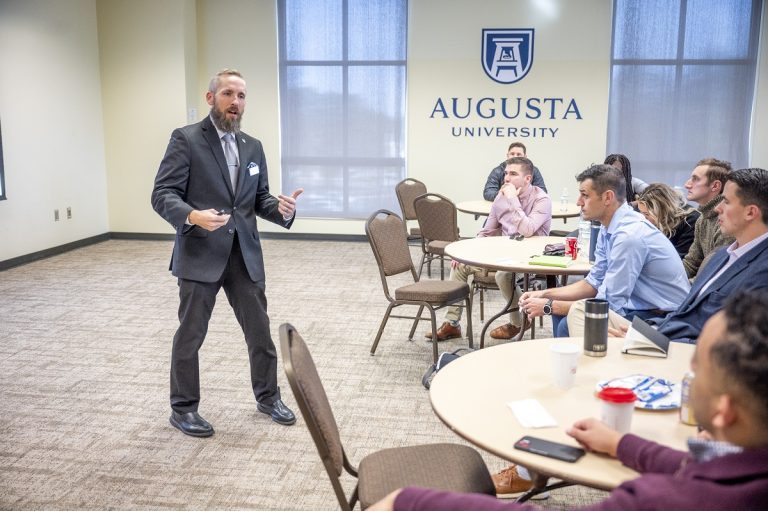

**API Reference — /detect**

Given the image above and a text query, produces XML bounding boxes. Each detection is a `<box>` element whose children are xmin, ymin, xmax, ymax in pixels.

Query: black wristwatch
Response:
<box><xmin>543</xmin><ymin>299</ymin><xmax>553</xmax><ymax>316</ymax></box>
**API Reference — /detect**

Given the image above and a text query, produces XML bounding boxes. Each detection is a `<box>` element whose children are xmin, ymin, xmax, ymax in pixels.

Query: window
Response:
<box><xmin>607</xmin><ymin>0</ymin><xmax>762</xmax><ymax>185</ymax></box>
<box><xmin>0</xmin><ymin>119</ymin><xmax>5</xmax><ymax>200</ymax></box>
<box><xmin>277</xmin><ymin>0</ymin><xmax>407</xmax><ymax>219</ymax></box>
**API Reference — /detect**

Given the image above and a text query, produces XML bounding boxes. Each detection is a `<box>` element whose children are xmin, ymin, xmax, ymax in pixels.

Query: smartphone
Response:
<box><xmin>514</xmin><ymin>436</ymin><xmax>585</xmax><ymax>463</ymax></box>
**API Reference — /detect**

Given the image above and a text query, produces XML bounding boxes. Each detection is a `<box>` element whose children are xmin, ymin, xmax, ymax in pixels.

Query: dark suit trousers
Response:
<box><xmin>170</xmin><ymin>239</ymin><xmax>279</xmax><ymax>413</ymax></box>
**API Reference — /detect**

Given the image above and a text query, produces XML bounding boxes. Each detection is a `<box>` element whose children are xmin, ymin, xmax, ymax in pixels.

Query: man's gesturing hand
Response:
<box><xmin>189</xmin><ymin>209</ymin><xmax>230</xmax><ymax>231</ymax></box>
<box><xmin>278</xmin><ymin>188</ymin><xmax>304</xmax><ymax>219</ymax></box>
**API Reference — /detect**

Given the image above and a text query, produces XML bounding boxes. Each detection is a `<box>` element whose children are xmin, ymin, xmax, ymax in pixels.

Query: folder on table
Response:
<box><xmin>528</xmin><ymin>255</ymin><xmax>574</xmax><ymax>268</ymax></box>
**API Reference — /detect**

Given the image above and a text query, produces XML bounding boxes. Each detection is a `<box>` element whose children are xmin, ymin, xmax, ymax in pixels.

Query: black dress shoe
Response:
<box><xmin>257</xmin><ymin>399</ymin><xmax>296</xmax><ymax>426</ymax></box>
<box><xmin>169</xmin><ymin>411</ymin><xmax>215</xmax><ymax>437</ymax></box>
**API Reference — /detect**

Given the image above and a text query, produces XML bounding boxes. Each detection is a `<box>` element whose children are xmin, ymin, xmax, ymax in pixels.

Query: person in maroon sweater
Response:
<box><xmin>370</xmin><ymin>289</ymin><xmax>768</xmax><ymax>511</ymax></box>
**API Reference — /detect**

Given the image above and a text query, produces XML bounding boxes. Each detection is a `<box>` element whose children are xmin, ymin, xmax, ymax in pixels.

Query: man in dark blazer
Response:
<box><xmin>610</xmin><ymin>167</ymin><xmax>768</xmax><ymax>344</ymax></box>
<box><xmin>151</xmin><ymin>69</ymin><xmax>302</xmax><ymax>437</ymax></box>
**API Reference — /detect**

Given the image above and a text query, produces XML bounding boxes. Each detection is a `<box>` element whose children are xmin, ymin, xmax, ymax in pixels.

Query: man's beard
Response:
<box><xmin>210</xmin><ymin>105</ymin><xmax>242</xmax><ymax>133</ymax></box>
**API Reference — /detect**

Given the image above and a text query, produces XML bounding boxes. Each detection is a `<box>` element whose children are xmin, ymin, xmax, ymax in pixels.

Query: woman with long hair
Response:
<box><xmin>604</xmin><ymin>153</ymin><xmax>648</xmax><ymax>202</ymax></box>
<box><xmin>636</xmin><ymin>183</ymin><xmax>700</xmax><ymax>258</ymax></box>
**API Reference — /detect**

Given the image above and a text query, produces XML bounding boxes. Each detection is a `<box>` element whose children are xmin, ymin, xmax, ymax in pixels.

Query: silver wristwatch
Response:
<box><xmin>543</xmin><ymin>299</ymin><xmax>553</xmax><ymax>316</ymax></box>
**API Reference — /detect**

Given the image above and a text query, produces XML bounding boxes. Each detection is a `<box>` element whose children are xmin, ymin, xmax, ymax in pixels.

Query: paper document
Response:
<box><xmin>507</xmin><ymin>399</ymin><xmax>558</xmax><ymax>428</ymax></box>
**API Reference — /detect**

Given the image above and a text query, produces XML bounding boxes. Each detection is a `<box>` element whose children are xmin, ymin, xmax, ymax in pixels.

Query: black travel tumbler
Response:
<box><xmin>584</xmin><ymin>298</ymin><xmax>609</xmax><ymax>357</ymax></box>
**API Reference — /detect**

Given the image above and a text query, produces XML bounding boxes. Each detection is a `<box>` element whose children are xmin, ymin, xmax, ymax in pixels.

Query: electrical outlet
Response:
<box><xmin>67</xmin><ymin>207</ymin><xmax>72</xmax><ymax>219</ymax></box>
<box><xmin>54</xmin><ymin>209</ymin><xmax>59</xmax><ymax>221</ymax></box>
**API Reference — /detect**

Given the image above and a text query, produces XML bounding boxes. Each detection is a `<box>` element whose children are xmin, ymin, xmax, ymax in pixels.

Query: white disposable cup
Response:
<box><xmin>550</xmin><ymin>343</ymin><xmax>580</xmax><ymax>389</ymax></box>
<box><xmin>598</xmin><ymin>387</ymin><xmax>636</xmax><ymax>434</ymax></box>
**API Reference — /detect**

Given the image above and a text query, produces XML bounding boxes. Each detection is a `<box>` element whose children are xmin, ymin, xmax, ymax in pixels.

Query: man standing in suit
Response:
<box><xmin>152</xmin><ymin>69</ymin><xmax>301</xmax><ymax>437</ymax></box>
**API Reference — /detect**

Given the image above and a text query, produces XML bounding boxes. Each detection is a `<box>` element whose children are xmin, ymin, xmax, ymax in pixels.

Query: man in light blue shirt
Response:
<box><xmin>519</xmin><ymin>164</ymin><xmax>689</xmax><ymax>337</ymax></box>
<box><xmin>585</xmin><ymin>203</ymin><xmax>690</xmax><ymax>315</ymax></box>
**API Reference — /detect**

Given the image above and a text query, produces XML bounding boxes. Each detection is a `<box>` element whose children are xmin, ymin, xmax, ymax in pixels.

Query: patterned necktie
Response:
<box><xmin>223</xmin><ymin>133</ymin><xmax>239</xmax><ymax>189</ymax></box>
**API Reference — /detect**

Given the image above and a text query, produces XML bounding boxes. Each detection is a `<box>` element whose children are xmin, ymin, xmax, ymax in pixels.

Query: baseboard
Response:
<box><xmin>1</xmin><ymin>231</ymin><xmax>368</xmax><ymax>271</ymax></box>
<box><xmin>0</xmin><ymin>233</ymin><xmax>111</xmax><ymax>271</ymax></box>
<box><xmin>110</xmin><ymin>231</ymin><xmax>367</xmax><ymax>242</ymax></box>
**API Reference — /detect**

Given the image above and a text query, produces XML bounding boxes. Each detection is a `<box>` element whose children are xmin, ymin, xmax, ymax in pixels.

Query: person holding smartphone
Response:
<box><xmin>369</xmin><ymin>289</ymin><xmax>768</xmax><ymax>510</ymax></box>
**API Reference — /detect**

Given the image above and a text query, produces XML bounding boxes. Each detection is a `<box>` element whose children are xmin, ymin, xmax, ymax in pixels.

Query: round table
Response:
<box><xmin>445</xmin><ymin>235</ymin><xmax>591</xmax><ymax>275</ymax></box>
<box><xmin>430</xmin><ymin>338</ymin><xmax>696</xmax><ymax>491</ymax></box>
<box><xmin>445</xmin><ymin>236</ymin><xmax>592</xmax><ymax>345</ymax></box>
<box><xmin>456</xmin><ymin>200</ymin><xmax>581</xmax><ymax>223</ymax></box>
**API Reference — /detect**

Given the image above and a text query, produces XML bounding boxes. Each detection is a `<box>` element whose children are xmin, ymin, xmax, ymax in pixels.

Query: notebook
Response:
<box><xmin>528</xmin><ymin>255</ymin><xmax>574</xmax><ymax>268</ymax></box>
<box><xmin>621</xmin><ymin>316</ymin><xmax>671</xmax><ymax>358</ymax></box>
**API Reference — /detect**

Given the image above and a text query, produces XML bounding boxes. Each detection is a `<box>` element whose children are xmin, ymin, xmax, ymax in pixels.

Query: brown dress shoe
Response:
<box><xmin>424</xmin><ymin>321</ymin><xmax>462</xmax><ymax>341</ymax></box>
<box><xmin>490</xmin><ymin>317</ymin><xmax>531</xmax><ymax>340</ymax></box>
<box><xmin>490</xmin><ymin>323</ymin><xmax>521</xmax><ymax>339</ymax></box>
<box><xmin>492</xmin><ymin>465</ymin><xmax>533</xmax><ymax>497</ymax></box>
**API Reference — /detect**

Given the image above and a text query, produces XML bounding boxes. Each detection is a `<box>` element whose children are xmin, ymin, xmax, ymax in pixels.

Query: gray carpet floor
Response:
<box><xmin>0</xmin><ymin>239</ymin><xmax>607</xmax><ymax>510</ymax></box>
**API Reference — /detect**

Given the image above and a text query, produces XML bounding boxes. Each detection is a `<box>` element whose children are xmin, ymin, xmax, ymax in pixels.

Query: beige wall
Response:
<box><xmin>1</xmin><ymin>0</ymin><xmax>767</xmax><ymax>260</ymax></box>
<box><xmin>409</xmin><ymin>0</ymin><xmax>611</xmax><ymax>236</ymax></box>
<box><xmin>0</xmin><ymin>0</ymin><xmax>108</xmax><ymax>261</ymax></box>
<box><xmin>98</xmin><ymin>0</ymin><xmax>195</xmax><ymax>234</ymax></box>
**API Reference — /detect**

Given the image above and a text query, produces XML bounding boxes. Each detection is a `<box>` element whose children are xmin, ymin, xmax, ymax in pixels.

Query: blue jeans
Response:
<box><xmin>552</xmin><ymin>314</ymin><xmax>569</xmax><ymax>337</ymax></box>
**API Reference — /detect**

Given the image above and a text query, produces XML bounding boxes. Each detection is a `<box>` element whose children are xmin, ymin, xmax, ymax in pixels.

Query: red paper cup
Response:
<box><xmin>565</xmin><ymin>237</ymin><xmax>578</xmax><ymax>260</ymax></box>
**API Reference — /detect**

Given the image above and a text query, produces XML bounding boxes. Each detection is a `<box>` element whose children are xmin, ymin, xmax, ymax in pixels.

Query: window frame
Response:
<box><xmin>607</xmin><ymin>0</ymin><xmax>763</xmax><ymax>176</ymax></box>
<box><xmin>276</xmin><ymin>0</ymin><xmax>408</xmax><ymax>219</ymax></box>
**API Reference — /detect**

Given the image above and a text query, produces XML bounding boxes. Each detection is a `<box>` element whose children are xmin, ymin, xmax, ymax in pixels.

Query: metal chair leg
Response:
<box><xmin>428</xmin><ymin>308</ymin><xmax>439</xmax><ymax>363</ymax></box>
<box><xmin>465</xmin><ymin>296</ymin><xmax>474</xmax><ymax>349</ymax></box>
<box><xmin>480</xmin><ymin>290</ymin><xmax>517</xmax><ymax>349</ymax></box>
<box><xmin>371</xmin><ymin>303</ymin><xmax>394</xmax><ymax>355</ymax></box>
<box><xmin>417</xmin><ymin>253</ymin><xmax>427</xmax><ymax>279</ymax></box>
<box><xmin>408</xmin><ymin>305</ymin><xmax>425</xmax><ymax>340</ymax></box>
<box><xmin>479</xmin><ymin>287</ymin><xmax>485</xmax><ymax>321</ymax></box>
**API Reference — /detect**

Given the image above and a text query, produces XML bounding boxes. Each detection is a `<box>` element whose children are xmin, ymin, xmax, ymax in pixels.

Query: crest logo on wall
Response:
<box><xmin>482</xmin><ymin>29</ymin><xmax>535</xmax><ymax>84</ymax></box>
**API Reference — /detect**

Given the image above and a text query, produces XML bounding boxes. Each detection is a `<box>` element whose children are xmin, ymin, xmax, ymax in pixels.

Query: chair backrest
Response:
<box><xmin>414</xmin><ymin>193</ymin><xmax>460</xmax><ymax>243</ymax></box>
<box><xmin>395</xmin><ymin>178</ymin><xmax>427</xmax><ymax>221</ymax></box>
<box><xmin>365</xmin><ymin>209</ymin><xmax>416</xmax><ymax>278</ymax></box>
<box><xmin>280</xmin><ymin>323</ymin><xmax>351</xmax><ymax>510</ymax></box>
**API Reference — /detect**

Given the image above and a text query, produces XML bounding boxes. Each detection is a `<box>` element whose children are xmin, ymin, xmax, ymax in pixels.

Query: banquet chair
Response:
<box><xmin>279</xmin><ymin>323</ymin><xmax>496</xmax><ymax>511</ymax></box>
<box><xmin>469</xmin><ymin>268</ymin><xmax>499</xmax><ymax>321</ymax></box>
<box><xmin>413</xmin><ymin>193</ymin><xmax>460</xmax><ymax>280</ymax></box>
<box><xmin>365</xmin><ymin>209</ymin><xmax>473</xmax><ymax>363</ymax></box>
<box><xmin>395</xmin><ymin>178</ymin><xmax>427</xmax><ymax>240</ymax></box>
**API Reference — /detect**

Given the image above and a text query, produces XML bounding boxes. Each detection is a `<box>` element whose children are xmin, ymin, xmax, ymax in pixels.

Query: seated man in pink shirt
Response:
<box><xmin>426</xmin><ymin>157</ymin><xmax>551</xmax><ymax>341</ymax></box>
<box><xmin>371</xmin><ymin>288</ymin><xmax>768</xmax><ymax>511</ymax></box>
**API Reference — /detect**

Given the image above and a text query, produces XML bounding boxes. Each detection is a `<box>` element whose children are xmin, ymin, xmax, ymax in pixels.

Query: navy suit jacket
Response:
<box><xmin>151</xmin><ymin>116</ymin><xmax>291</xmax><ymax>283</ymax></box>
<box><xmin>655</xmin><ymin>235</ymin><xmax>768</xmax><ymax>343</ymax></box>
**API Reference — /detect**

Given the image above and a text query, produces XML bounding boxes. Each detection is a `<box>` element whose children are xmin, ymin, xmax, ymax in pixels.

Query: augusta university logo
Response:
<box><xmin>482</xmin><ymin>29</ymin><xmax>534</xmax><ymax>84</ymax></box>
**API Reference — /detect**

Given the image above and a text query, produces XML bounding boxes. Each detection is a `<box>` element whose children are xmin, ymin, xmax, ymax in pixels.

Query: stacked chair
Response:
<box><xmin>413</xmin><ymin>193</ymin><xmax>460</xmax><ymax>280</ymax></box>
<box><xmin>394</xmin><ymin>178</ymin><xmax>427</xmax><ymax>241</ymax></box>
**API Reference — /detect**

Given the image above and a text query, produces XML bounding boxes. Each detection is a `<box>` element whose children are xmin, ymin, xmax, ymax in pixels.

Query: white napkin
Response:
<box><xmin>507</xmin><ymin>399</ymin><xmax>558</xmax><ymax>428</ymax></box>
